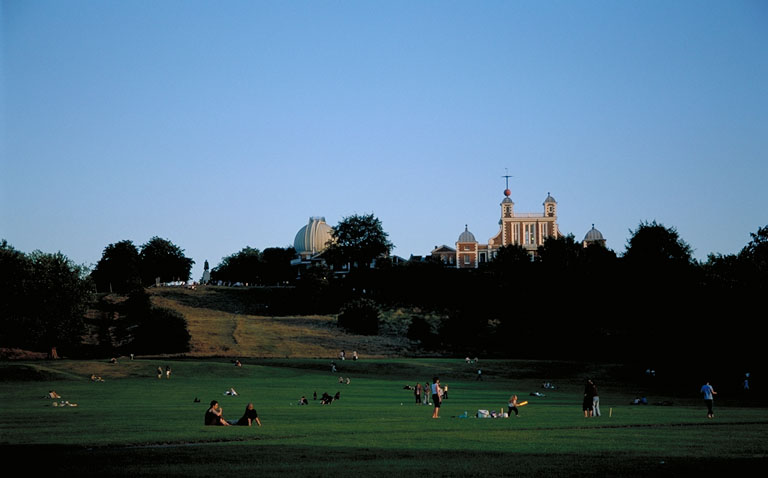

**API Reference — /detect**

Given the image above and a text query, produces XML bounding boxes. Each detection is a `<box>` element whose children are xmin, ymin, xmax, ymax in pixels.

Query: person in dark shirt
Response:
<box><xmin>204</xmin><ymin>400</ymin><xmax>230</xmax><ymax>426</ymax></box>
<box><xmin>236</xmin><ymin>403</ymin><xmax>261</xmax><ymax>426</ymax></box>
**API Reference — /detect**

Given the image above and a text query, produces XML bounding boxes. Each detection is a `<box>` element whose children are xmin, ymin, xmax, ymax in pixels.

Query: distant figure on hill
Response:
<box><xmin>205</xmin><ymin>400</ymin><xmax>230</xmax><ymax>426</ymax></box>
<box><xmin>352</xmin><ymin>351</ymin><xmax>358</xmax><ymax>361</ymax></box>
<box><xmin>235</xmin><ymin>403</ymin><xmax>261</xmax><ymax>426</ymax></box>
<box><xmin>476</xmin><ymin>369</ymin><xmax>482</xmax><ymax>381</ymax></box>
<box><xmin>157</xmin><ymin>366</ymin><xmax>163</xmax><ymax>379</ymax></box>
<box><xmin>166</xmin><ymin>365</ymin><xmax>172</xmax><ymax>379</ymax></box>
<box><xmin>313</xmin><ymin>391</ymin><xmax>317</xmax><ymax>400</ymax></box>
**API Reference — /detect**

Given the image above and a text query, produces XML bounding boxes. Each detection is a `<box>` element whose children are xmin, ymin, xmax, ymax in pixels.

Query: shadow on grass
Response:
<box><xmin>9</xmin><ymin>444</ymin><xmax>767</xmax><ymax>477</ymax></box>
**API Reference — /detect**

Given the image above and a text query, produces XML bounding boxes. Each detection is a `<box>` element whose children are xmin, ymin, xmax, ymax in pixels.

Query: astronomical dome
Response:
<box><xmin>294</xmin><ymin>217</ymin><xmax>334</xmax><ymax>258</ymax></box>
<box><xmin>458</xmin><ymin>225</ymin><xmax>476</xmax><ymax>243</ymax></box>
<box><xmin>583</xmin><ymin>224</ymin><xmax>606</xmax><ymax>246</ymax></box>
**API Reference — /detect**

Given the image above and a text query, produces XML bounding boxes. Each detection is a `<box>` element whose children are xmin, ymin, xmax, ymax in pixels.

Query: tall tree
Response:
<box><xmin>0</xmin><ymin>240</ymin><xmax>33</xmax><ymax>347</ymax></box>
<box><xmin>139</xmin><ymin>237</ymin><xmax>194</xmax><ymax>285</ymax></box>
<box><xmin>623</xmin><ymin>221</ymin><xmax>693</xmax><ymax>267</ymax></box>
<box><xmin>260</xmin><ymin>247</ymin><xmax>296</xmax><ymax>285</ymax></box>
<box><xmin>25</xmin><ymin>251</ymin><xmax>92</xmax><ymax>357</ymax></box>
<box><xmin>536</xmin><ymin>234</ymin><xmax>582</xmax><ymax>271</ymax></box>
<box><xmin>210</xmin><ymin>247</ymin><xmax>261</xmax><ymax>284</ymax></box>
<box><xmin>91</xmin><ymin>240</ymin><xmax>142</xmax><ymax>293</ymax></box>
<box><xmin>325</xmin><ymin>213</ymin><xmax>393</xmax><ymax>269</ymax></box>
<box><xmin>739</xmin><ymin>225</ymin><xmax>768</xmax><ymax>288</ymax></box>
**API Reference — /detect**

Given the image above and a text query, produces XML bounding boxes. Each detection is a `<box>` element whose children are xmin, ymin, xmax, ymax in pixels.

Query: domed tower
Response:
<box><xmin>294</xmin><ymin>217</ymin><xmax>334</xmax><ymax>261</ymax></box>
<box><xmin>582</xmin><ymin>224</ymin><xmax>606</xmax><ymax>248</ymax></box>
<box><xmin>456</xmin><ymin>225</ymin><xmax>479</xmax><ymax>269</ymax></box>
<box><xmin>543</xmin><ymin>192</ymin><xmax>557</xmax><ymax>218</ymax></box>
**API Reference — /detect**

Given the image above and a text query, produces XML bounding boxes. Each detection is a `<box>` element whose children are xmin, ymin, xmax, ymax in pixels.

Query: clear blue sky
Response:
<box><xmin>2</xmin><ymin>0</ymin><xmax>767</xmax><ymax>281</ymax></box>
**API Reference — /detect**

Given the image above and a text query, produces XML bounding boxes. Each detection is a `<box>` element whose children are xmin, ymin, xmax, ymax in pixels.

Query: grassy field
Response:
<box><xmin>1</xmin><ymin>357</ymin><xmax>766</xmax><ymax>476</ymax></box>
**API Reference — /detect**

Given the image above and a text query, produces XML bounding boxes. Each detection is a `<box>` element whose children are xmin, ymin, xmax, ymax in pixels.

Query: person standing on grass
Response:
<box><xmin>415</xmin><ymin>382</ymin><xmax>422</xmax><ymax>405</ymax></box>
<box><xmin>583</xmin><ymin>379</ymin><xmax>594</xmax><ymax>418</ymax></box>
<box><xmin>701</xmin><ymin>381</ymin><xmax>717</xmax><ymax>418</ymax></box>
<box><xmin>589</xmin><ymin>379</ymin><xmax>600</xmax><ymax>417</ymax></box>
<box><xmin>431</xmin><ymin>377</ymin><xmax>443</xmax><ymax>418</ymax></box>
<box><xmin>508</xmin><ymin>395</ymin><xmax>520</xmax><ymax>417</ymax></box>
<box><xmin>423</xmin><ymin>381</ymin><xmax>429</xmax><ymax>405</ymax></box>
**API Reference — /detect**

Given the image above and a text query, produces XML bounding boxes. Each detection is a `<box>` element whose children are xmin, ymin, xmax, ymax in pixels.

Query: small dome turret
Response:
<box><xmin>458</xmin><ymin>225</ymin><xmax>476</xmax><ymax>243</ymax></box>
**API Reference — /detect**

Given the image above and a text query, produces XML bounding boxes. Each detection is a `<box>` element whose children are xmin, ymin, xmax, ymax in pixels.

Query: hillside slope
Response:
<box><xmin>148</xmin><ymin>286</ymin><xmax>415</xmax><ymax>358</ymax></box>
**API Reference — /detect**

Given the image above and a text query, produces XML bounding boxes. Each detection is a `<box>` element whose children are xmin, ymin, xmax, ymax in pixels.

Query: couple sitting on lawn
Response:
<box><xmin>205</xmin><ymin>401</ymin><xmax>261</xmax><ymax>427</ymax></box>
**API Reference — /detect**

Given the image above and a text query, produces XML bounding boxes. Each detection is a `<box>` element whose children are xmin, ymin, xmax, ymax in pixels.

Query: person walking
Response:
<box><xmin>701</xmin><ymin>381</ymin><xmax>717</xmax><ymax>418</ymax></box>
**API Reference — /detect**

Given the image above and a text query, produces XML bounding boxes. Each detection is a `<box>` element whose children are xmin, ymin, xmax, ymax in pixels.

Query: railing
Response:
<box><xmin>507</xmin><ymin>213</ymin><xmax>548</xmax><ymax>218</ymax></box>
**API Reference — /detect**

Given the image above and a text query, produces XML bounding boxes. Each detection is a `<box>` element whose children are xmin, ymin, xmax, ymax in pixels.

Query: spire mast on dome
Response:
<box><xmin>502</xmin><ymin>168</ymin><xmax>513</xmax><ymax>197</ymax></box>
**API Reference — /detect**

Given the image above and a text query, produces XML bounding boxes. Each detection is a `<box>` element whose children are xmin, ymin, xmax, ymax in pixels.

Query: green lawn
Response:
<box><xmin>1</xmin><ymin>358</ymin><xmax>766</xmax><ymax>476</ymax></box>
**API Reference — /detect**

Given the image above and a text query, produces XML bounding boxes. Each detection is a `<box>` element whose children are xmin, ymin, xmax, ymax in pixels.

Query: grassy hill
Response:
<box><xmin>147</xmin><ymin>286</ymin><xmax>416</xmax><ymax>359</ymax></box>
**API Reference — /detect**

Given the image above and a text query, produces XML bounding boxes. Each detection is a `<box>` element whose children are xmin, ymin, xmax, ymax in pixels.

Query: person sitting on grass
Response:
<box><xmin>299</xmin><ymin>396</ymin><xmax>309</xmax><ymax>405</ymax></box>
<box><xmin>235</xmin><ymin>403</ymin><xmax>261</xmax><ymax>427</ymax></box>
<box><xmin>205</xmin><ymin>400</ymin><xmax>230</xmax><ymax>426</ymax></box>
<box><xmin>321</xmin><ymin>392</ymin><xmax>334</xmax><ymax>405</ymax></box>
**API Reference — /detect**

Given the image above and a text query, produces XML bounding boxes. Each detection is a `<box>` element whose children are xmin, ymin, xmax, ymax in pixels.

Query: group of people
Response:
<box><xmin>338</xmin><ymin>350</ymin><xmax>359</xmax><ymax>361</ymax></box>
<box><xmin>205</xmin><ymin>401</ymin><xmax>261</xmax><ymax>426</ymax></box>
<box><xmin>156</xmin><ymin>366</ymin><xmax>171</xmax><ymax>379</ymax></box>
<box><xmin>413</xmin><ymin>378</ymin><xmax>448</xmax><ymax>409</ymax></box>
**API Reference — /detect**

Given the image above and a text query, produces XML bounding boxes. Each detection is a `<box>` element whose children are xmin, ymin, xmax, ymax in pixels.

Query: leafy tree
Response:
<box><xmin>24</xmin><ymin>251</ymin><xmax>92</xmax><ymax>357</ymax></box>
<box><xmin>210</xmin><ymin>247</ymin><xmax>261</xmax><ymax>284</ymax></box>
<box><xmin>260</xmin><ymin>247</ymin><xmax>296</xmax><ymax>285</ymax></box>
<box><xmin>325</xmin><ymin>213</ymin><xmax>393</xmax><ymax>269</ymax></box>
<box><xmin>0</xmin><ymin>240</ymin><xmax>33</xmax><ymax>347</ymax></box>
<box><xmin>623</xmin><ymin>221</ymin><xmax>693</xmax><ymax>267</ymax></box>
<box><xmin>139</xmin><ymin>237</ymin><xmax>194</xmax><ymax>285</ymax></box>
<box><xmin>738</xmin><ymin>225</ymin><xmax>768</xmax><ymax>288</ymax></box>
<box><xmin>337</xmin><ymin>298</ymin><xmax>380</xmax><ymax>335</ymax></box>
<box><xmin>91</xmin><ymin>240</ymin><xmax>142</xmax><ymax>293</ymax></box>
<box><xmin>118</xmin><ymin>289</ymin><xmax>190</xmax><ymax>354</ymax></box>
<box><xmin>536</xmin><ymin>234</ymin><xmax>581</xmax><ymax>270</ymax></box>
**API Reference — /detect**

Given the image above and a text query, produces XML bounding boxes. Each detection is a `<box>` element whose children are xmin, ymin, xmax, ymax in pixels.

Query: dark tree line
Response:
<box><xmin>330</xmin><ymin>222</ymin><xmax>767</xmax><ymax>366</ymax></box>
<box><xmin>1</xmin><ymin>238</ymin><xmax>192</xmax><ymax>357</ymax></box>
<box><xmin>90</xmin><ymin>237</ymin><xmax>194</xmax><ymax>292</ymax></box>
<box><xmin>1</xmin><ymin>241</ymin><xmax>92</xmax><ymax>357</ymax></box>
<box><xmin>210</xmin><ymin>246</ymin><xmax>295</xmax><ymax>286</ymax></box>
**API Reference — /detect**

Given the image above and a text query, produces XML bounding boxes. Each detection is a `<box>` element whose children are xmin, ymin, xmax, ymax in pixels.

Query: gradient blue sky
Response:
<box><xmin>2</xmin><ymin>0</ymin><xmax>767</xmax><ymax>280</ymax></box>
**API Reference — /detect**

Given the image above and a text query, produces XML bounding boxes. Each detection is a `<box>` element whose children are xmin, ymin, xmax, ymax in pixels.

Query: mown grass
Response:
<box><xmin>1</xmin><ymin>358</ymin><xmax>766</xmax><ymax>476</ymax></box>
